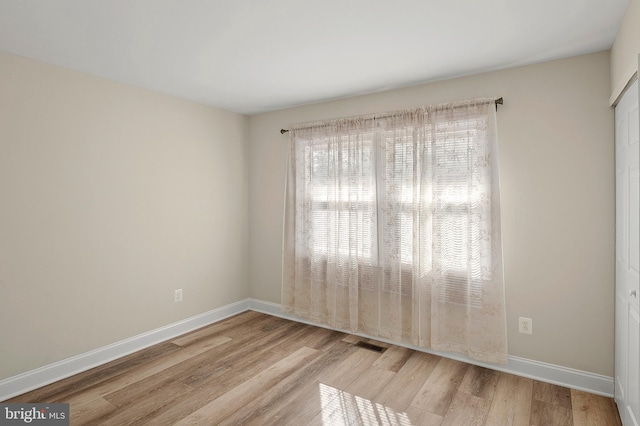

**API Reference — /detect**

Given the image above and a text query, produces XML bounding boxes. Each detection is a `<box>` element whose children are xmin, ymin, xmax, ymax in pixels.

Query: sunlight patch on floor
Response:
<box><xmin>318</xmin><ymin>382</ymin><xmax>412</xmax><ymax>426</ymax></box>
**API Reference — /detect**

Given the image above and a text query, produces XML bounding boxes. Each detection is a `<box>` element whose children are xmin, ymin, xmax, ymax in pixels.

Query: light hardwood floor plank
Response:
<box><xmin>175</xmin><ymin>319</ymin><xmax>308</xmax><ymax>388</ymax></box>
<box><xmin>99</xmin><ymin>380</ymin><xmax>195</xmax><ymax>426</ymax></box>
<box><xmin>571</xmin><ymin>389</ymin><xmax>622</xmax><ymax>426</ymax></box>
<box><xmin>409</xmin><ymin>357</ymin><xmax>470</xmax><ymax>417</ymax></box>
<box><xmin>533</xmin><ymin>381</ymin><xmax>573</xmax><ymax>409</ymax></box>
<box><xmin>219</xmin><ymin>343</ymin><xmax>356</xmax><ymax>425</ymax></box>
<box><xmin>319</xmin><ymin>347</ymin><xmax>382</xmax><ymax>390</ymax></box>
<box><xmin>405</xmin><ymin>405</ymin><xmax>445</xmax><ymax>426</ymax></box>
<box><xmin>7</xmin><ymin>341</ymin><xmax>182</xmax><ymax>404</ymax></box>
<box><xmin>530</xmin><ymin>399</ymin><xmax>573</xmax><ymax>426</ymax></box>
<box><xmin>374</xmin><ymin>351</ymin><xmax>441</xmax><ymax>412</ymax></box>
<box><xmin>6</xmin><ymin>312</ymin><xmax>622</xmax><ymax>426</ymax></box>
<box><xmin>170</xmin><ymin>310</ymin><xmax>264</xmax><ymax>347</ymax></box>
<box><xmin>89</xmin><ymin>315</ymin><xmax>304</xmax><ymax>425</ymax></box>
<box><xmin>441</xmin><ymin>391</ymin><xmax>491</xmax><ymax>426</ymax></box>
<box><xmin>459</xmin><ymin>364</ymin><xmax>501</xmax><ymax>401</ymax></box>
<box><xmin>67</xmin><ymin>335</ymin><xmax>231</xmax><ymax>408</ymax></box>
<box><xmin>484</xmin><ymin>372</ymin><xmax>534</xmax><ymax>426</ymax></box>
<box><xmin>305</xmin><ymin>383</ymin><xmax>411</xmax><ymax>426</ymax></box>
<box><xmin>174</xmin><ymin>346</ymin><xmax>321</xmax><ymax>425</ymax></box>
<box><xmin>246</xmin><ymin>344</ymin><xmax>361</xmax><ymax>426</ymax></box>
<box><xmin>255</xmin><ymin>381</ymin><xmax>338</xmax><ymax>426</ymax></box>
<box><xmin>344</xmin><ymin>366</ymin><xmax>396</xmax><ymax>402</ymax></box>
<box><xmin>142</xmin><ymin>337</ymin><xmax>307</xmax><ymax>425</ymax></box>
<box><xmin>372</xmin><ymin>345</ymin><xmax>415</xmax><ymax>372</ymax></box>
<box><xmin>69</xmin><ymin>397</ymin><xmax>117</xmax><ymax>426</ymax></box>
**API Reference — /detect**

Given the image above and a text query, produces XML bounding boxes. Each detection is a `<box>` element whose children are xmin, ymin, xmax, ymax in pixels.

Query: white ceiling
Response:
<box><xmin>0</xmin><ymin>0</ymin><xmax>628</xmax><ymax>115</ymax></box>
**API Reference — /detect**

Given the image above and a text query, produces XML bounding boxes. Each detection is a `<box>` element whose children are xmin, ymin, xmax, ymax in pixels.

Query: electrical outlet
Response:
<box><xmin>174</xmin><ymin>289</ymin><xmax>183</xmax><ymax>303</ymax></box>
<box><xmin>518</xmin><ymin>317</ymin><xmax>532</xmax><ymax>335</ymax></box>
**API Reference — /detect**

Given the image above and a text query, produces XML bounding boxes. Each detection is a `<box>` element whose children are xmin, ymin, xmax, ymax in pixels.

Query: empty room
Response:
<box><xmin>0</xmin><ymin>1</ymin><xmax>639</xmax><ymax>425</ymax></box>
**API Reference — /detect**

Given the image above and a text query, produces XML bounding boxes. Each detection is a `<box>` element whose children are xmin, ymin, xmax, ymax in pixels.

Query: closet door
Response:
<box><xmin>615</xmin><ymin>78</ymin><xmax>640</xmax><ymax>426</ymax></box>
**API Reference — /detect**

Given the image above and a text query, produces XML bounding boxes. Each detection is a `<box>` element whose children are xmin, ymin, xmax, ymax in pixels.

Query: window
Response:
<box><xmin>283</xmin><ymin>99</ymin><xmax>507</xmax><ymax>365</ymax></box>
<box><xmin>297</xmin><ymin>115</ymin><xmax>489</xmax><ymax>305</ymax></box>
<box><xmin>304</xmin><ymin>133</ymin><xmax>376</xmax><ymax>264</ymax></box>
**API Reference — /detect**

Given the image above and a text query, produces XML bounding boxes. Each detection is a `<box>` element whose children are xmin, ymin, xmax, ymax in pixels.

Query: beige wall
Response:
<box><xmin>0</xmin><ymin>52</ymin><xmax>250</xmax><ymax>379</ymax></box>
<box><xmin>0</xmin><ymin>48</ymin><xmax>616</xmax><ymax>381</ymax></box>
<box><xmin>611</xmin><ymin>0</ymin><xmax>640</xmax><ymax>103</ymax></box>
<box><xmin>248</xmin><ymin>51</ymin><xmax>615</xmax><ymax>376</ymax></box>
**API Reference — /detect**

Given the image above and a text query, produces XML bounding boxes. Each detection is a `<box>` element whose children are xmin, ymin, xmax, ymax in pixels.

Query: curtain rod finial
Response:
<box><xmin>280</xmin><ymin>129</ymin><xmax>289</xmax><ymax>134</ymax></box>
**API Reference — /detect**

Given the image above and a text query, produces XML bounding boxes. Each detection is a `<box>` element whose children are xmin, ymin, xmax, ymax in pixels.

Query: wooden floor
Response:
<box><xmin>8</xmin><ymin>311</ymin><xmax>621</xmax><ymax>425</ymax></box>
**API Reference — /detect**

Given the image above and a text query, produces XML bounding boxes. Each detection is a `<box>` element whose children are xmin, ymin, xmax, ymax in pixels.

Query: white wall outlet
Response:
<box><xmin>174</xmin><ymin>289</ymin><xmax>183</xmax><ymax>303</ymax></box>
<box><xmin>518</xmin><ymin>317</ymin><xmax>532</xmax><ymax>335</ymax></box>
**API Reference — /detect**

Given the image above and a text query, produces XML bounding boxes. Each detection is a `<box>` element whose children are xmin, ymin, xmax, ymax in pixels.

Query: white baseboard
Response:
<box><xmin>1</xmin><ymin>297</ymin><xmax>614</xmax><ymax>401</ymax></box>
<box><xmin>248</xmin><ymin>298</ymin><xmax>615</xmax><ymax>397</ymax></box>
<box><xmin>0</xmin><ymin>300</ymin><xmax>250</xmax><ymax>401</ymax></box>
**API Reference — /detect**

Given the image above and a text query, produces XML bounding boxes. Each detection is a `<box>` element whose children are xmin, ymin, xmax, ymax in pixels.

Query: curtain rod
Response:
<box><xmin>280</xmin><ymin>97</ymin><xmax>503</xmax><ymax>134</ymax></box>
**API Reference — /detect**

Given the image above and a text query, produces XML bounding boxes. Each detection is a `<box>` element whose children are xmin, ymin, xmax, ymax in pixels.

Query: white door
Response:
<box><xmin>615</xmin><ymin>78</ymin><xmax>640</xmax><ymax>426</ymax></box>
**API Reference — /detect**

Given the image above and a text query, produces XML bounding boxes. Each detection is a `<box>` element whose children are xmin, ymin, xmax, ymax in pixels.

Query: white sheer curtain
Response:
<box><xmin>282</xmin><ymin>99</ymin><xmax>507</xmax><ymax>364</ymax></box>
